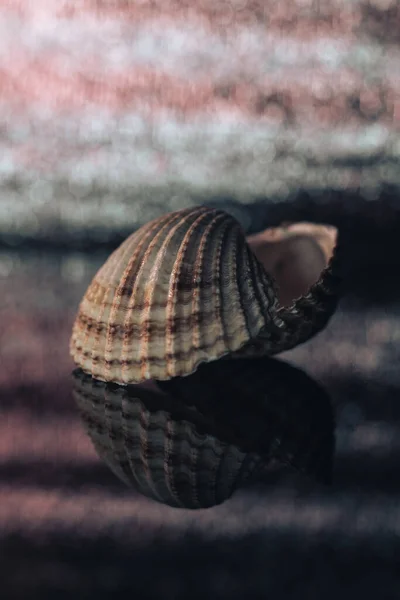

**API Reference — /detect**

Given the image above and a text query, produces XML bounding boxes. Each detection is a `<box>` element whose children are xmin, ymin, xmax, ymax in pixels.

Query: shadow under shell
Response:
<box><xmin>72</xmin><ymin>356</ymin><xmax>335</xmax><ymax>509</ymax></box>
<box><xmin>157</xmin><ymin>356</ymin><xmax>335</xmax><ymax>484</ymax></box>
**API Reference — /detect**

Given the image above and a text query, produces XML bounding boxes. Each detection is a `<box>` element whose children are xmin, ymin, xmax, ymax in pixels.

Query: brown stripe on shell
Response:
<box><xmin>91</xmin><ymin>214</ymin><xmax>169</xmax><ymax>367</ymax></box>
<box><xmin>162</xmin><ymin>209</ymin><xmax>219</xmax><ymax>380</ymax></box>
<box><xmin>116</xmin><ymin>209</ymin><xmax>198</xmax><ymax>383</ymax></box>
<box><xmin>101</xmin><ymin>215</ymin><xmax>174</xmax><ymax>380</ymax></box>
<box><xmin>138</xmin><ymin>210</ymin><xmax>209</xmax><ymax>379</ymax></box>
<box><xmin>77</xmin><ymin>273</ymin><xmax>226</xmax><ymax>311</ymax></box>
<box><xmin>73</xmin><ymin>318</ymin><xmax>251</xmax><ymax>367</ymax></box>
<box><xmin>76</xmin><ymin>310</ymin><xmax>218</xmax><ymax>337</ymax></box>
<box><xmin>120</xmin><ymin>207</ymin><xmax>211</xmax><ymax>383</ymax></box>
<box><xmin>70</xmin><ymin>212</ymin><xmax>171</xmax><ymax>378</ymax></box>
<box><xmin>71</xmin><ymin>209</ymin><xmax>194</xmax><ymax>383</ymax></box>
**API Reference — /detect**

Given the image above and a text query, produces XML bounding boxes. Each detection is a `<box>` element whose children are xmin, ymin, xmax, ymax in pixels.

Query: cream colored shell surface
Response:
<box><xmin>70</xmin><ymin>206</ymin><xmax>342</xmax><ymax>385</ymax></box>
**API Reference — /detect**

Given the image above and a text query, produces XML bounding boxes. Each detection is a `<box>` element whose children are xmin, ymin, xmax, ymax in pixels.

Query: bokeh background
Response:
<box><xmin>1</xmin><ymin>1</ymin><xmax>400</xmax><ymax>598</ymax></box>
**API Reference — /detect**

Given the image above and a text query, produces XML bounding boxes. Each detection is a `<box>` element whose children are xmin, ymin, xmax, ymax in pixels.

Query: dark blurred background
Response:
<box><xmin>1</xmin><ymin>1</ymin><xmax>400</xmax><ymax>598</ymax></box>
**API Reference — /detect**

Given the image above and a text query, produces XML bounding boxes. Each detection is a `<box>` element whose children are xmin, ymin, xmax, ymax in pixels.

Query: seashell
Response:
<box><xmin>70</xmin><ymin>206</ymin><xmax>342</xmax><ymax>385</ymax></box>
<box><xmin>72</xmin><ymin>356</ymin><xmax>335</xmax><ymax>509</ymax></box>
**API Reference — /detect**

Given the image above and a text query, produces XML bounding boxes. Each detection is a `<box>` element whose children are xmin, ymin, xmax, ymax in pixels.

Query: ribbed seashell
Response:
<box><xmin>70</xmin><ymin>206</ymin><xmax>342</xmax><ymax>385</ymax></box>
<box><xmin>72</xmin><ymin>356</ymin><xmax>335</xmax><ymax>509</ymax></box>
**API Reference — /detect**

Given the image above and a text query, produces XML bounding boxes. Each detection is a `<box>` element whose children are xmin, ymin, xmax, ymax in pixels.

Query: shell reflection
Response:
<box><xmin>72</xmin><ymin>357</ymin><xmax>335</xmax><ymax>509</ymax></box>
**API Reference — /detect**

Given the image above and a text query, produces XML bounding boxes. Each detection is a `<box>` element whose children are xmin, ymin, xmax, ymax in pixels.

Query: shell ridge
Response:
<box><xmin>218</xmin><ymin>221</ymin><xmax>247</xmax><ymax>351</ymax></box>
<box><xmin>212</xmin><ymin>218</ymin><xmax>231</xmax><ymax>350</ymax></box>
<box><xmin>164</xmin><ymin>209</ymin><xmax>218</xmax><ymax>378</ymax></box>
<box><xmin>190</xmin><ymin>212</ymin><xmax>227</xmax><ymax>354</ymax></box>
<box><xmin>120</xmin><ymin>208</ymin><xmax>207</xmax><ymax>379</ymax></box>
<box><xmin>103</xmin><ymin>215</ymin><xmax>177</xmax><ymax>361</ymax></box>
<box><xmin>116</xmin><ymin>211</ymin><xmax>187</xmax><ymax>382</ymax></box>
<box><xmin>235</xmin><ymin>240</ymin><xmax>255</xmax><ymax>337</ymax></box>
<box><xmin>141</xmin><ymin>208</ymin><xmax>211</xmax><ymax>380</ymax></box>
<box><xmin>71</xmin><ymin>217</ymin><xmax>162</xmax><ymax>380</ymax></box>
<box><xmin>99</xmin><ymin>209</ymin><xmax>185</xmax><ymax>382</ymax></box>
<box><xmin>97</xmin><ymin>231</ymin><xmax>150</xmax><ymax>378</ymax></box>
<box><xmin>88</xmin><ymin>219</ymin><xmax>159</xmax><ymax>376</ymax></box>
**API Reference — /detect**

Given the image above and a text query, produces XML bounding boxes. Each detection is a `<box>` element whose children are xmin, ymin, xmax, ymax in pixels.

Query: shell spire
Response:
<box><xmin>70</xmin><ymin>206</ymin><xmax>341</xmax><ymax>385</ymax></box>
